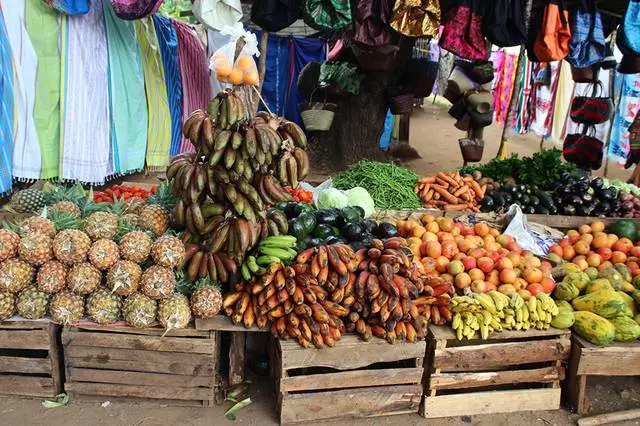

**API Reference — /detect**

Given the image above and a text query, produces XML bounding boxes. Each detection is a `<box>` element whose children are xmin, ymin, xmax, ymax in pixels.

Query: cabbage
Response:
<box><xmin>345</xmin><ymin>187</ymin><xmax>375</xmax><ymax>218</ymax></box>
<box><xmin>317</xmin><ymin>188</ymin><xmax>348</xmax><ymax>209</ymax></box>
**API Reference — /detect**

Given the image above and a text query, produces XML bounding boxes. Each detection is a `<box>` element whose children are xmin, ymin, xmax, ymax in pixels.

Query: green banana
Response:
<box><xmin>247</xmin><ymin>256</ymin><xmax>259</xmax><ymax>273</ymax></box>
<box><xmin>256</xmin><ymin>255</ymin><xmax>281</xmax><ymax>266</ymax></box>
<box><xmin>241</xmin><ymin>262</ymin><xmax>252</xmax><ymax>281</ymax></box>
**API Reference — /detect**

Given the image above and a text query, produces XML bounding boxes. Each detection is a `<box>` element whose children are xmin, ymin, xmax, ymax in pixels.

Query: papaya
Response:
<box><xmin>585</xmin><ymin>267</ymin><xmax>599</xmax><ymax>281</ymax></box>
<box><xmin>586</xmin><ymin>278</ymin><xmax>614</xmax><ymax>294</ymax></box>
<box><xmin>554</xmin><ymin>281</ymin><xmax>580</xmax><ymax>301</ymax></box>
<box><xmin>617</xmin><ymin>291</ymin><xmax>637</xmax><ymax>317</ymax></box>
<box><xmin>555</xmin><ymin>300</ymin><xmax>574</xmax><ymax>312</ymax></box>
<box><xmin>610</xmin><ymin>316</ymin><xmax>640</xmax><ymax>342</ymax></box>
<box><xmin>632</xmin><ymin>290</ymin><xmax>640</xmax><ymax>306</ymax></box>
<box><xmin>572</xmin><ymin>311</ymin><xmax>615</xmax><ymax>346</ymax></box>
<box><xmin>598</xmin><ymin>268</ymin><xmax>623</xmax><ymax>290</ymax></box>
<box><xmin>571</xmin><ymin>290</ymin><xmax>626</xmax><ymax>318</ymax></box>
<box><xmin>614</xmin><ymin>264</ymin><xmax>632</xmax><ymax>282</ymax></box>
<box><xmin>563</xmin><ymin>272</ymin><xmax>590</xmax><ymax>292</ymax></box>
<box><xmin>621</xmin><ymin>281</ymin><xmax>635</xmax><ymax>293</ymax></box>
<box><xmin>562</xmin><ymin>263</ymin><xmax>581</xmax><ymax>275</ymax></box>
<box><xmin>635</xmin><ymin>314</ymin><xmax>640</xmax><ymax>326</ymax></box>
<box><xmin>550</xmin><ymin>309</ymin><xmax>574</xmax><ymax>329</ymax></box>
<box><xmin>633</xmin><ymin>275</ymin><xmax>640</xmax><ymax>290</ymax></box>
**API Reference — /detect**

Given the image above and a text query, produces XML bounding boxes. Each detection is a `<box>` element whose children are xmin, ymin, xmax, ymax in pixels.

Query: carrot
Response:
<box><xmin>444</xmin><ymin>203</ymin><xmax>468</xmax><ymax>211</ymax></box>
<box><xmin>425</xmin><ymin>189</ymin><xmax>434</xmax><ymax>202</ymax></box>
<box><xmin>437</xmin><ymin>172</ymin><xmax>458</xmax><ymax>188</ymax></box>
<box><xmin>468</xmin><ymin>179</ymin><xmax>483</xmax><ymax>198</ymax></box>
<box><xmin>453</xmin><ymin>185</ymin><xmax>468</xmax><ymax>198</ymax></box>
<box><xmin>433</xmin><ymin>186</ymin><xmax>458</xmax><ymax>204</ymax></box>
<box><xmin>462</xmin><ymin>176</ymin><xmax>473</xmax><ymax>183</ymax></box>
<box><xmin>419</xmin><ymin>177</ymin><xmax>436</xmax><ymax>184</ymax></box>
<box><xmin>420</xmin><ymin>184</ymin><xmax>431</xmax><ymax>197</ymax></box>
<box><xmin>479</xmin><ymin>184</ymin><xmax>487</xmax><ymax>199</ymax></box>
<box><xmin>434</xmin><ymin>177</ymin><xmax>449</xmax><ymax>189</ymax></box>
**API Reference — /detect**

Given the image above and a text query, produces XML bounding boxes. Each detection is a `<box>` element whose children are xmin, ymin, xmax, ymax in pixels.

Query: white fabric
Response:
<box><xmin>0</xmin><ymin>0</ymin><xmax>41</xmax><ymax>180</ymax></box>
<box><xmin>193</xmin><ymin>0</ymin><xmax>242</xmax><ymax>31</ymax></box>
<box><xmin>61</xmin><ymin>2</ymin><xmax>111</xmax><ymax>184</ymax></box>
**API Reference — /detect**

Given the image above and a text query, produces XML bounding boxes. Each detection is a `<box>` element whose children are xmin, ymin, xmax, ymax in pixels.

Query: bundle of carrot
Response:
<box><xmin>414</xmin><ymin>172</ymin><xmax>486</xmax><ymax>212</ymax></box>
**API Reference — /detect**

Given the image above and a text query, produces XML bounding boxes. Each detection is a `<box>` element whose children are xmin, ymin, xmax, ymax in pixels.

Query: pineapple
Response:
<box><xmin>140</xmin><ymin>265</ymin><xmax>175</xmax><ymax>300</ymax></box>
<box><xmin>120</xmin><ymin>213</ymin><xmax>140</xmax><ymax>228</ymax></box>
<box><xmin>86</xmin><ymin>287</ymin><xmax>121</xmax><ymax>324</ymax></box>
<box><xmin>151</xmin><ymin>235</ymin><xmax>185</xmax><ymax>269</ymax></box>
<box><xmin>107</xmin><ymin>260</ymin><xmax>142</xmax><ymax>296</ymax></box>
<box><xmin>19</xmin><ymin>216</ymin><xmax>56</xmax><ymax>238</ymax></box>
<box><xmin>37</xmin><ymin>261</ymin><xmax>67</xmax><ymax>294</ymax></box>
<box><xmin>8</xmin><ymin>189</ymin><xmax>45</xmax><ymax>213</ymax></box>
<box><xmin>138</xmin><ymin>204</ymin><xmax>169</xmax><ymax>237</ymax></box>
<box><xmin>16</xmin><ymin>286</ymin><xmax>49</xmax><ymax>319</ymax></box>
<box><xmin>88</xmin><ymin>239</ymin><xmax>120</xmax><ymax>270</ymax></box>
<box><xmin>0</xmin><ymin>291</ymin><xmax>16</xmax><ymax>320</ymax></box>
<box><xmin>53</xmin><ymin>229</ymin><xmax>91</xmax><ymax>264</ymax></box>
<box><xmin>157</xmin><ymin>293</ymin><xmax>191</xmax><ymax>330</ymax></box>
<box><xmin>50</xmin><ymin>290</ymin><xmax>84</xmax><ymax>324</ymax></box>
<box><xmin>19</xmin><ymin>233</ymin><xmax>53</xmax><ymax>265</ymax></box>
<box><xmin>0</xmin><ymin>259</ymin><xmax>34</xmax><ymax>293</ymax></box>
<box><xmin>84</xmin><ymin>211</ymin><xmax>119</xmax><ymax>241</ymax></box>
<box><xmin>0</xmin><ymin>229</ymin><xmax>20</xmax><ymax>262</ymax></box>
<box><xmin>123</xmin><ymin>293</ymin><xmax>157</xmax><ymax>328</ymax></box>
<box><xmin>124</xmin><ymin>196</ymin><xmax>145</xmax><ymax>215</ymax></box>
<box><xmin>190</xmin><ymin>282</ymin><xmax>223</xmax><ymax>319</ymax></box>
<box><xmin>42</xmin><ymin>183</ymin><xmax>84</xmax><ymax>218</ymax></box>
<box><xmin>67</xmin><ymin>262</ymin><xmax>101</xmax><ymax>295</ymax></box>
<box><xmin>119</xmin><ymin>231</ymin><xmax>152</xmax><ymax>263</ymax></box>
<box><xmin>49</xmin><ymin>201</ymin><xmax>81</xmax><ymax>219</ymax></box>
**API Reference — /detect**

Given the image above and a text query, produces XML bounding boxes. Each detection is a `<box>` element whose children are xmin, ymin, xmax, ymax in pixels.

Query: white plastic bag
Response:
<box><xmin>503</xmin><ymin>205</ymin><xmax>561</xmax><ymax>256</ymax></box>
<box><xmin>192</xmin><ymin>0</ymin><xmax>243</xmax><ymax>31</ymax></box>
<box><xmin>209</xmin><ymin>24</ymin><xmax>260</xmax><ymax>87</ymax></box>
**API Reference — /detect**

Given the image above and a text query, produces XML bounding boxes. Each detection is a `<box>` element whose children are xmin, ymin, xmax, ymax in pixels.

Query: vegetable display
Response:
<box><xmin>93</xmin><ymin>184</ymin><xmax>158</xmax><ymax>203</ymax></box>
<box><xmin>415</xmin><ymin>171</ymin><xmax>487</xmax><ymax>212</ymax></box>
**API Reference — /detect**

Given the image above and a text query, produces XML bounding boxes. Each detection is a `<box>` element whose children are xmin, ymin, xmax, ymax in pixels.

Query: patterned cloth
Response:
<box><xmin>609</xmin><ymin>73</ymin><xmax>640</xmax><ymax>162</ymax></box>
<box><xmin>111</xmin><ymin>0</ymin><xmax>163</xmax><ymax>20</ymax></box>
<box><xmin>153</xmin><ymin>14</ymin><xmax>182</xmax><ymax>157</ymax></box>
<box><xmin>42</xmin><ymin>0</ymin><xmax>90</xmax><ymax>15</ymax></box>
<box><xmin>25</xmin><ymin>0</ymin><xmax>60</xmax><ymax>179</ymax></box>
<box><xmin>512</xmin><ymin>54</ymin><xmax>533</xmax><ymax>134</ymax></box>
<box><xmin>490</xmin><ymin>50</ymin><xmax>518</xmax><ymax>124</ymax></box>
<box><xmin>529</xmin><ymin>61</ymin><xmax>560</xmax><ymax>137</ymax></box>
<box><xmin>103</xmin><ymin>0</ymin><xmax>147</xmax><ymax>175</ymax></box>
<box><xmin>390</xmin><ymin>0</ymin><xmax>440</xmax><ymax>38</ymax></box>
<box><xmin>0</xmin><ymin>9</ymin><xmax>13</xmax><ymax>194</ymax></box>
<box><xmin>174</xmin><ymin>20</ymin><xmax>211</xmax><ymax>153</ymax></box>
<box><xmin>60</xmin><ymin>1</ymin><xmax>112</xmax><ymax>184</ymax></box>
<box><xmin>303</xmin><ymin>0</ymin><xmax>352</xmax><ymax>32</ymax></box>
<box><xmin>135</xmin><ymin>17</ymin><xmax>171</xmax><ymax>171</ymax></box>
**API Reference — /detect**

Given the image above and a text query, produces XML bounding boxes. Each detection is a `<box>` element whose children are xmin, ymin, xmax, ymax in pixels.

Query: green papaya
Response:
<box><xmin>572</xmin><ymin>311</ymin><xmax>615</xmax><ymax>346</ymax></box>
<box><xmin>554</xmin><ymin>281</ymin><xmax>580</xmax><ymax>301</ymax></box>
<box><xmin>571</xmin><ymin>290</ymin><xmax>626</xmax><ymax>318</ymax></box>
<box><xmin>617</xmin><ymin>291</ymin><xmax>637</xmax><ymax>317</ymax></box>
<box><xmin>610</xmin><ymin>315</ymin><xmax>640</xmax><ymax>342</ymax></box>
<box><xmin>598</xmin><ymin>268</ymin><xmax>623</xmax><ymax>290</ymax></box>
<box><xmin>550</xmin><ymin>310</ymin><xmax>575</xmax><ymax>329</ymax></box>
<box><xmin>633</xmin><ymin>275</ymin><xmax>640</xmax><ymax>290</ymax></box>
<box><xmin>635</xmin><ymin>314</ymin><xmax>640</xmax><ymax>326</ymax></box>
<box><xmin>563</xmin><ymin>272</ymin><xmax>590</xmax><ymax>292</ymax></box>
<box><xmin>585</xmin><ymin>267</ymin><xmax>599</xmax><ymax>281</ymax></box>
<box><xmin>614</xmin><ymin>264</ymin><xmax>632</xmax><ymax>282</ymax></box>
<box><xmin>586</xmin><ymin>278</ymin><xmax>614</xmax><ymax>294</ymax></box>
<box><xmin>555</xmin><ymin>300</ymin><xmax>574</xmax><ymax>312</ymax></box>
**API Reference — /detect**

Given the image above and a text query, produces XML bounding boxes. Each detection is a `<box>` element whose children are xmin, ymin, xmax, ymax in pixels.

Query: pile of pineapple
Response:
<box><xmin>0</xmin><ymin>184</ymin><xmax>223</xmax><ymax>330</ymax></box>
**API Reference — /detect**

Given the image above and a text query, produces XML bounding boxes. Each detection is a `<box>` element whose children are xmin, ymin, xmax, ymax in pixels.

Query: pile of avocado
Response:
<box><xmin>271</xmin><ymin>202</ymin><xmax>399</xmax><ymax>251</ymax></box>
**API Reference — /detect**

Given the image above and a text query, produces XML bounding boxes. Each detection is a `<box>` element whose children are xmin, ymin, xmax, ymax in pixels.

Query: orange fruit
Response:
<box><xmin>236</xmin><ymin>55</ymin><xmax>254</xmax><ymax>70</ymax></box>
<box><xmin>215</xmin><ymin>64</ymin><xmax>232</xmax><ymax>77</ymax></box>
<box><xmin>228</xmin><ymin>69</ymin><xmax>243</xmax><ymax>85</ymax></box>
<box><xmin>590</xmin><ymin>221</ymin><xmax>605</xmax><ymax>233</ymax></box>
<box><xmin>578</xmin><ymin>224</ymin><xmax>592</xmax><ymax>235</ymax></box>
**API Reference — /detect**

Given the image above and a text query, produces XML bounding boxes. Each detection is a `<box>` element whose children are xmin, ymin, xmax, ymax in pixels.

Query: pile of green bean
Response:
<box><xmin>333</xmin><ymin>160</ymin><xmax>422</xmax><ymax>210</ymax></box>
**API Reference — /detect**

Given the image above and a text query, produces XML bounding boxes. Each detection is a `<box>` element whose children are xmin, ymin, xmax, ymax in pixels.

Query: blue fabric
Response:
<box><xmin>379</xmin><ymin>109</ymin><xmax>393</xmax><ymax>150</ymax></box>
<box><xmin>152</xmin><ymin>14</ymin><xmax>183</xmax><ymax>156</ymax></box>
<box><xmin>0</xmin><ymin>10</ymin><xmax>13</xmax><ymax>194</ymax></box>
<box><xmin>619</xmin><ymin>0</ymin><xmax>640</xmax><ymax>55</ymax></box>
<box><xmin>566</xmin><ymin>8</ymin><xmax>605</xmax><ymax>68</ymax></box>
<box><xmin>45</xmin><ymin>0</ymin><xmax>90</xmax><ymax>15</ymax></box>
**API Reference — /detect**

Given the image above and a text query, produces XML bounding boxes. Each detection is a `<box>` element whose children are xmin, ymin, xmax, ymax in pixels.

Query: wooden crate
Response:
<box><xmin>271</xmin><ymin>334</ymin><xmax>426</xmax><ymax>424</ymax></box>
<box><xmin>421</xmin><ymin>326</ymin><xmax>570</xmax><ymax>418</ymax></box>
<box><xmin>0</xmin><ymin>320</ymin><xmax>63</xmax><ymax>398</ymax></box>
<box><xmin>63</xmin><ymin>324</ymin><xmax>220</xmax><ymax>406</ymax></box>
<box><xmin>566</xmin><ymin>334</ymin><xmax>640</xmax><ymax>415</ymax></box>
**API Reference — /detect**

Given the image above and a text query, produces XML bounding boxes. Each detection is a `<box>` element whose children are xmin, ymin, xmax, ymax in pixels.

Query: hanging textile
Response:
<box><xmin>564</xmin><ymin>72</ymin><xmax>611</xmax><ymax>144</ymax></box>
<box><xmin>174</xmin><ymin>20</ymin><xmax>211</xmax><ymax>153</ymax></box>
<box><xmin>512</xmin><ymin>53</ymin><xmax>533</xmax><ymax>134</ymax></box>
<box><xmin>135</xmin><ymin>16</ymin><xmax>172</xmax><ymax>171</ymax></box>
<box><xmin>25</xmin><ymin>0</ymin><xmax>60</xmax><ymax>180</ymax></box>
<box><xmin>60</xmin><ymin>1</ymin><xmax>111</xmax><ymax>184</ymax></box>
<box><xmin>0</xmin><ymin>0</ymin><xmax>41</xmax><ymax>181</ymax></box>
<box><xmin>529</xmin><ymin>61</ymin><xmax>560</xmax><ymax>137</ymax></box>
<box><xmin>549</xmin><ymin>61</ymin><xmax>575</xmax><ymax>147</ymax></box>
<box><xmin>490</xmin><ymin>50</ymin><xmax>518</xmax><ymax>124</ymax></box>
<box><xmin>103</xmin><ymin>0</ymin><xmax>147</xmax><ymax>175</ymax></box>
<box><xmin>609</xmin><ymin>73</ymin><xmax>640</xmax><ymax>163</ymax></box>
<box><xmin>0</xmin><ymin>9</ymin><xmax>13</xmax><ymax>194</ymax></box>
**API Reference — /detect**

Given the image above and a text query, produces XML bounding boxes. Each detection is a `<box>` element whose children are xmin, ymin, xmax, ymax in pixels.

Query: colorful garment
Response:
<box><xmin>175</xmin><ymin>20</ymin><xmax>211</xmax><ymax>153</ymax></box>
<box><xmin>549</xmin><ymin>61</ymin><xmax>575</xmax><ymax>147</ymax></box>
<box><xmin>103</xmin><ymin>0</ymin><xmax>147</xmax><ymax>174</ymax></box>
<box><xmin>135</xmin><ymin>17</ymin><xmax>171</xmax><ymax>170</ymax></box>
<box><xmin>0</xmin><ymin>9</ymin><xmax>13</xmax><ymax>194</ymax></box>
<box><xmin>0</xmin><ymin>0</ymin><xmax>41</xmax><ymax>180</ymax></box>
<box><xmin>512</xmin><ymin>54</ymin><xmax>533</xmax><ymax>134</ymax></box>
<box><xmin>153</xmin><ymin>14</ymin><xmax>183</xmax><ymax>157</ymax></box>
<box><xmin>25</xmin><ymin>0</ymin><xmax>60</xmax><ymax>179</ymax></box>
<box><xmin>529</xmin><ymin>61</ymin><xmax>560</xmax><ymax>137</ymax></box>
<box><xmin>609</xmin><ymin>73</ymin><xmax>640</xmax><ymax>162</ymax></box>
<box><xmin>60</xmin><ymin>1</ymin><xmax>111</xmax><ymax>184</ymax></box>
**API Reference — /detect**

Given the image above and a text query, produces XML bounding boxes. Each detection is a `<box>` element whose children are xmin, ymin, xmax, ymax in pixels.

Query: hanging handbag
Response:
<box><xmin>303</xmin><ymin>0</ymin><xmax>352</xmax><ymax>32</ymax></box>
<box><xmin>251</xmin><ymin>0</ymin><xmax>303</xmax><ymax>33</ymax></box>
<box><xmin>389</xmin><ymin>0</ymin><xmax>440</xmax><ymax>38</ymax></box>
<box><xmin>482</xmin><ymin>0</ymin><xmax>527</xmax><ymax>47</ymax></box>
<box><xmin>457</xmin><ymin>60</ymin><xmax>494</xmax><ymax>84</ymax></box>
<box><xmin>459</xmin><ymin>138</ymin><xmax>484</xmax><ymax>163</ymax></box>
<box><xmin>563</xmin><ymin>128</ymin><xmax>604</xmax><ymax>170</ymax></box>
<box><xmin>111</xmin><ymin>0</ymin><xmax>163</xmax><ymax>20</ymax></box>
<box><xmin>533</xmin><ymin>0</ymin><xmax>571</xmax><ymax>62</ymax></box>
<box><xmin>42</xmin><ymin>0</ymin><xmax>90</xmax><ymax>15</ymax></box>
<box><xmin>566</xmin><ymin>0</ymin><xmax>606</xmax><ymax>68</ymax></box>
<box><xmin>570</xmin><ymin>82</ymin><xmax>613</xmax><ymax>125</ymax></box>
<box><xmin>353</xmin><ymin>0</ymin><xmax>391</xmax><ymax>47</ymax></box>
<box><xmin>440</xmin><ymin>0</ymin><xmax>488</xmax><ymax>61</ymax></box>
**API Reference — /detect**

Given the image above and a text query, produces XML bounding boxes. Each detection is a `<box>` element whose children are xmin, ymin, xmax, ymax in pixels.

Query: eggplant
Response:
<box><xmin>564</xmin><ymin>195</ymin><xmax>583</xmax><ymax>206</ymax></box>
<box><xmin>374</xmin><ymin>222</ymin><xmax>399</xmax><ymax>239</ymax></box>
<box><xmin>481</xmin><ymin>196</ymin><xmax>495</xmax><ymax>212</ymax></box>
<box><xmin>501</xmin><ymin>192</ymin><xmax>513</xmax><ymax>204</ymax></box>
<box><xmin>341</xmin><ymin>222</ymin><xmax>365</xmax><ymax>242</ymax></box>
<box><xmin>561</xmin><ymin>186</ymin><xmax>572</xmax><ymax>196</ymax></box>
<box><xmin>362</xmin><ymin>219</ymin><xmax>377</xmax><ymax>234</ymax></box>
<box><xmin>524</xmin><ymin>205</ymin><xmax>536</xmax><ymax>214</ymax></box>
<box><xmin>560</xmin><ymin>171</ymin><xmax>572</xmax><ymax>182</ymax></box>
<box><xmin>582</xmin><ymin>193</ymin><xmax>594</xmax><ymax>203</ymax></box>
<box><xmin>325</xmin><ymin>236</ymin><xmax>346</xmax><ymax>245</ymax></box>
<box><xmin>573</xmin><ymin>181</ymin><xmax>589</xmax><ymax>193</ymax></box>
<box><xmin>591</xmin><ymin>177</ymin><xmax>604</xmax><ymax>189</ymax></box>
<box><xmin>575</xmin><ymin>205</ymin><xmax>591</xmax><ymax>216</ymax></box>
<box><xmin>563</xmin><ymin>205</ymin><xmax>576</xmax><ymax>215</ymax></box>
<box><xmin>600</xmin><ymin>200</ymin><xmax>612</xmax><ymax>213</ymax></box>
<box><xmin>528</xmin><ymin>195</ymin><xmax>540</xmax><ymax>206</ymax></box>
<box><xmin>600</xmin><ymin>187</ymin><xmax>617</xmax><ymax>200</ymax></box>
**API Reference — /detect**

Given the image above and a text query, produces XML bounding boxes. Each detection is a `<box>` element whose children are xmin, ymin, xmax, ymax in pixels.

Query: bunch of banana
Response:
<box><xmin>256</xmin><ymin>173</ymin><xmax>292</xmax><ymax>204</ymax></box>
<box><xmin>239</xmin><ymin>235</ymin><xmax>298</xmax><ymax>281</ymax></box>
<box><xmin>253</xmin><ymin>111</ymin><xmax>307</xmax><ymax>149</ymax></box>
<box><xmin>275</xmin><ymin>147</ymin><xmax>310</xmax><ymax>189</ymax></box>
<box><xmin>263</xmin><ymin>209</ymin><xmax>288</xmax><ymax>237</ymax></box>
<box><xmin>206</xmin><ymin>90</ymin><xmax>246</xmax><ymax>131</ymax></box>
<box><xmin>183</xmin><ymin>243</ymin><xmax>241</xmax><ymax>286</ymax></box>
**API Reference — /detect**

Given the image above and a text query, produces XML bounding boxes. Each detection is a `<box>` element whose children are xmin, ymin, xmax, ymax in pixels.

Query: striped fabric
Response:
<box><xmin>304</xmin><ymin>0</ymin><xmax>352</xmax><ymax>32</ymax></box>
<box><xmin>60</xmin><ymin>1</ymin><xmax>111</xmax><ymax>184</ymax></box>
<box><xmin>0</xmin><ymin>9</ymin><xmax>13</xmax><ymax>194</ymax></box>
<box><xmin>103</xmin><ymin>0</ymin><xmax>147</xmax><ymax>175</ymax></box>
<box><xmin>174</xmin><ymin>20</ymin><xmax>211</xmax><ymax>153</ymax></box>
<box><xmin>135</xmin><ymin>17</ymin><xmax>172</xmax><ymax>171</ymax></box>
<box><xmin>25</xmin><ymin>0</ymin><xmax>60</xmax><ymax>180</ymax></box>
<box><xmin>153</xmin><ymin>14</ymin><xmax>183</xmax><ymax>157</ymax></box>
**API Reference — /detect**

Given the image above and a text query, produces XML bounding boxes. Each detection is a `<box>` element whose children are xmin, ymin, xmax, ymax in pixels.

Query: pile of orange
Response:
<box><xmin>213</xmin><ymin>52</ymin><xmax>259</xmax><ymax>86</ymax></box>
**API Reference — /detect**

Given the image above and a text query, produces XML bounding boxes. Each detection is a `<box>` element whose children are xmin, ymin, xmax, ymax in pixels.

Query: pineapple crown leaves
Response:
<box><xmin>146</xmin><ymin>181</ymin><xmax>177</xmax><ymax>211</ymax></box>
<box><xmin>76</xmin><ymin>196</ymin><xmax>111</xmax><ymax>218</ymax></box>
<box><xmin>2</xmin><ymin>219</ymin><xmax>19</xmax><ymax>233</ymax></box>
<box><xmin>114</xmin><ymin>218</ymin><xmax>146</xmax><ymax>243</ymax></box>
<box><xmin>193</xmin><ymin>276</ymin><xmax>221</xmax><ymax>292</ymax></box>
<box><xmin>49</xmin><ymin>210</ymin><xmax>83</xmax><ymax>231</ymax></box>
<box><xmin>174</xmin><ymin>269</ymin><xmax>195</xmax><ymax>297</ymax></box>
<box><xmin>42</xmin><ymin>183</ymin><xmax>86</xmax><ymax>205</ymax></box>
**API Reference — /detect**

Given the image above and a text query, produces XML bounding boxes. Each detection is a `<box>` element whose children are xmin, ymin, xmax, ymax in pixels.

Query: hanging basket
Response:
<box><xmin>570</xmin><ymin>64</ymin><xmax>599</xmax><ymax>83</ymax></box>
<box><xmin>388</xmin><ymin>93</ymin><xmax>414</xmax><ymax>115</ymax></box>
<box><xmin>352</xmin><ymin>44</ymin><xmax>399</xmax><ymax>71</ymax></box>
<box><xmin>459</xmin><ymin>138</ymin><xmax>484</xmax><ymax>162</ymax></box>
<box><xmin>408</xmin><ymin>59</ymin><xmax>439</xmax><ymax>97</ymax></box>
<box><xmin>300</xmin><ymin>89</ymin><xmax>337</xmax><ymax>131</ymax></box>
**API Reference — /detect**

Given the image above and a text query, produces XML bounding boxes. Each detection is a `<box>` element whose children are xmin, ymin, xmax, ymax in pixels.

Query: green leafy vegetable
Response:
<box><xmin>317</xmin><ymin>188</ymin><xmax>349</xmax><ymax>209</ymax></box>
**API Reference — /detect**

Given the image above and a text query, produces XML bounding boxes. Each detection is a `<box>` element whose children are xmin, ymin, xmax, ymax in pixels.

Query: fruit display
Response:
<box><xmin>93</xmin><ymin>184</ymin><xmax>158</xmax><ymax>203</ymax></box>
<box><xmin>415</xmin><ymin>172</ymin><xmax>487</xmax><ymax>212</ymax></box>
<box><xmin>619</xmin><ymin>190</ymin><xmax>640</xmax><ymax>218</ymax></box>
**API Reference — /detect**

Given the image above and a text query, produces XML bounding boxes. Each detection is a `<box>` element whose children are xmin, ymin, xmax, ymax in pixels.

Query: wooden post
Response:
<box><xmin>229</xmin><ymin>332</ymin><xmax>246</xmax><ymax>386</ymax></box>
<box><xmin>399</xmin><ymin>114</ymin><xmax>410</xmax><ymax>143</ymax></box>
<box><xmin>496</xmin><ymin>46</ymin><xmax>525</xmax><ymax>159</ymax></box>
<box><xmin>48</xmin><ymin>323</ymin><xmax>64</xmax><ymax>395</ymax></box>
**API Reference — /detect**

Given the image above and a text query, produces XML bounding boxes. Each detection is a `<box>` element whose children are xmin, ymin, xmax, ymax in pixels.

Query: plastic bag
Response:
<box><xmin>503</xmin><ymin>205</ymin><xmax>561</xmax><ymax>256</ymax></box>
<box><xmin>209</xmin><ymin>24</ymin><xmax>260</xmax><ymax>87</ymax></box>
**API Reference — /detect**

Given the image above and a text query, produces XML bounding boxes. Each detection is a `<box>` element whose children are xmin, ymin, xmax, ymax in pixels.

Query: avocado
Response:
<box><xmin>298</xmin><ymin>212</ymin><xmax>317</xmax><ymax>234</ymax></box>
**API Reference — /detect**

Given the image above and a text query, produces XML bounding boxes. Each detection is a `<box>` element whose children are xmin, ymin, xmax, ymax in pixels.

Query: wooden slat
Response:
<box><xmin>0</xmin><ymin>356</ymin><xmax>51</xmax><ymax>374</ymax></box>
<box><xmin>280</xmin><ymin>334</ymin><xmax>426</xmax><ymax>370</ymax></box>
<box><xmin>70</xmin><ymin>324</ymin><xmax>210</xmax><ymax>337</ymax></box>
<box><xmin>429</xmin><ymin>325</ymin><xmax>569</xmax><ymax>342</ymax></box>
<box><xmin>67</xmin><ymin>367</ymin><xmax>213</xmax><ymax>388</ymax></box>
<box><xmin>526</xmin><ymin>214</ymin><xmax>621</xmax><ymax>230</ymax></box>
<box><xmin>577</xmin><ymin>345</ymin><xmax>640</xmax><ymax>376</ymax></box>
<box><xmin>280</xmin><ymin>384</ymin><xmax>422</xmax><ymax>424</ymax></box>
<box><xmin>0</xmin><ymin>376</ymin><xmax>56</xmax><ymax>398</ymax></box>
<box><xmin>434</xmin><ymin>336</ymin><xmax>570</xmax><ymax>371</ymax></box>
<box><xmin>65</xmin><ymin>382</ymin><xmax>214</xmax><ymax>401</ymax></box>
<box><xmin>63</xmin><ymin>331</ymin><xmax>214</xmax><ymax>354</ymax></box>
<box><xmin>66</xmin><ymin>345</ymin><xmax>213</xmax><ymax>366</ymax></box>
<box><xmin>0</xmin><ymin>320</ymin><xmax>49</xmax><ymax>330</ymax></box>
<box><xmin>421</xmin><ymin>388</ymin><xmax>561</xmax><ymax>418</ymax></box>
<box><xmin>47</xmin><ymin>323</ymin><xmax>63</xmax><ymax>395</ymax></box>
<box><xmin>0</xmin><ymin>329</ymin><xmax>50</xmax><ymax>350</ymax></box>
<box><xmin>229</xmin><ymin>332</ymin><xmax>246</xmax><ymax>386</ymax></box>
<box><xmin>66</xmin><ymin>356</ymin><xmax>214</xmax><ymax>376</ymax></box>
<box><xmin>430</xmin><ymin>366</ymin><xmax>563</xmax><ymax>391</ymax></box>
<box><xmin>281</xmin><ymin>367</ymin><xmax>423</xmax><ymax>392</ymax></box>
<box><xmin>195</xmin><ymin>317</ymin><xmax>267</xmax><ymax>332</ymax></box>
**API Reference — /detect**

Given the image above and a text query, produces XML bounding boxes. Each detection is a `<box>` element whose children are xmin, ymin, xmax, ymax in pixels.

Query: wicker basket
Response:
<box><xmin>301</xmin><ymin>108</ymin><xmax>335</xmax><ymax>131</ymax></box>
<box><xmin>352</xmin><ymin>44</ymin><xmax>399</xmax><ymax>71</ymax></box>
<box><xmin>408</xmin><ymin>59</ymin><xmax>439</xmax><ymax>97</ymax></box>
<box><xmin>389</xmin><ymin>93</ymin><xmax>414</xmax><ymax>115</ymax></box>
<box><xmin>459</xmin><ymin>138</ymin><xmax>484</xmax><ymax>162</ymax></box>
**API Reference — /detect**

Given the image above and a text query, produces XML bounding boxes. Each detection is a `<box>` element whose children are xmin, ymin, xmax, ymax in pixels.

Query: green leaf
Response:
<box><xmin>224</xmin><ymin>397</ymin><xmax>252</xmax><ymax>421</ymax></box>
<box><xmin>42</xmin><ymin>393</ymin><xmax>69</xmax><ymax>408</ymax></box>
